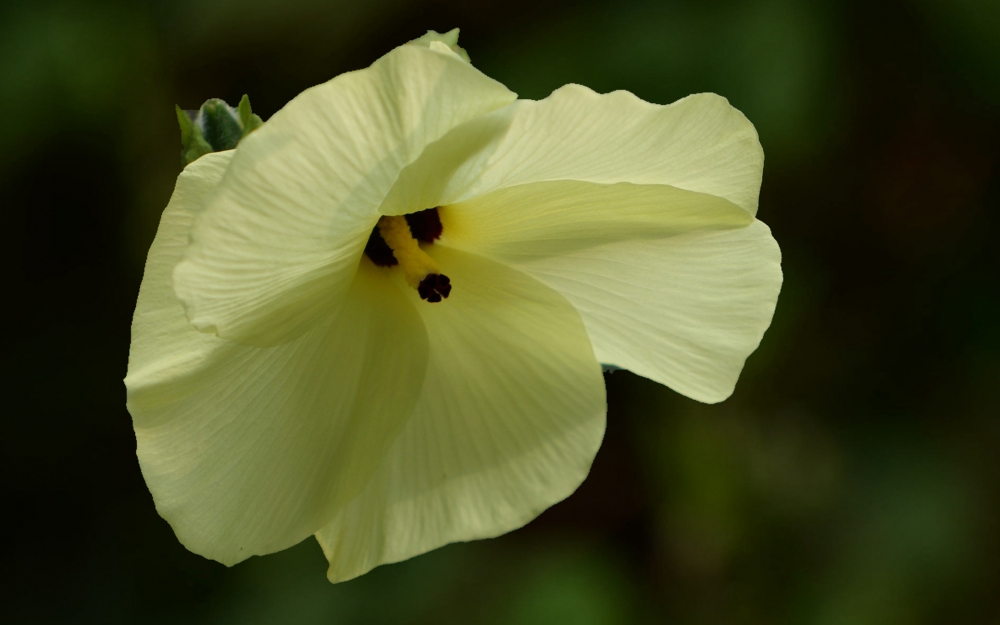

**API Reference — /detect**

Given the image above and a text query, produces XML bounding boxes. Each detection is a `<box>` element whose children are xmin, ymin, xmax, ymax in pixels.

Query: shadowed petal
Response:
<box><xmin>126</xmin><ymin>153</ymin><xmax>429</xmax><ymax>565</ymax></box>
<box><xmin>315</xmin><ymin>246</ymin><xmax>606</xmax><ymax>582</ymax></box>
<box><xmin>501</xmin><ymin>221</ymin><xmax>782</xmax><ymax>403</ymax></box>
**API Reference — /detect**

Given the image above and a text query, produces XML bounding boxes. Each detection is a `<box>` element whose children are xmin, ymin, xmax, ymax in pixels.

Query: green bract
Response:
<box><xmin>176</xmin><ymin>95</ymin><xmax>263</xmax><ymax>166</ymax></box>
<box><xmin>125</xmin><ymin>30</ymin><xmax>782</xmax><ymax>583</ymax></box>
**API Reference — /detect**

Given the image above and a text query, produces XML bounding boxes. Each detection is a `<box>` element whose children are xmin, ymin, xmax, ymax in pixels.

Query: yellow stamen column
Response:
<box><xmin>378</xmin><ymin>216</ymin><xmax>452</xmax><ymax>302</ymax></box>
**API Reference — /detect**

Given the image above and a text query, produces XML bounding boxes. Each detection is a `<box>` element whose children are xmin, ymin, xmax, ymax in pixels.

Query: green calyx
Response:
<box><xmin>177</xmin><ymin>95</ymin><xmax>263</xmax><ymax>167</ymax></box>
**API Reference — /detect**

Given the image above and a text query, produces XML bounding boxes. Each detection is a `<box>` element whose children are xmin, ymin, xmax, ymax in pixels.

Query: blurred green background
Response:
<box><xmin>4</xmin><ymin>0</ymin><xmax>999</xmax><ymax>622</ymax></box>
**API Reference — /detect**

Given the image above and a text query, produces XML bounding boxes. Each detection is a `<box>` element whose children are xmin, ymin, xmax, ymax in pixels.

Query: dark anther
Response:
<box><xmin>405</xmin><ymin>207</ymin><xmax>443</xmax><ymax>243</ymax></box>
<box><xmin>418</xmin><ymin>273</ymin><xmax>452</xmax><ymax>303</ymax></box>
<box><xmin>364</xmin><ymin>225</ymin><xmax>397</xmax><ymax>266</ymax></box>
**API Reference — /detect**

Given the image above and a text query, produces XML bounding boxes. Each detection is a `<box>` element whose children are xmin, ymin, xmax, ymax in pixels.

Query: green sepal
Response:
<box><xmin>176</xmin><ymin>105</ymin><xmax>214</xmax><ymax>167</ymax></box>
<box><xmin>238</xmin><ymin>94</ymin><xmax>263</xmax><ymax>138</ymax></box>
<box><xmin>177</xmin><ymin>95</ymin><xmax>265</xmax><ymax>168</ymax></box>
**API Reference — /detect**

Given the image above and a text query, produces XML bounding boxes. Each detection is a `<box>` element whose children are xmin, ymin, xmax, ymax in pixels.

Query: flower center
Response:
<box><xmin>364</xmin><ymin>208</ymin><xmax>451</xmax><ymax>303</ymax></box>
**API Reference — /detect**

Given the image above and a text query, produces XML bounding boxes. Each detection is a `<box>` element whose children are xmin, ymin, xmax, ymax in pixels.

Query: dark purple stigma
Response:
<box><xmin>417</xmin><ymin>274</ymin><xmax>451</xmax><ymax>303</ymax></box>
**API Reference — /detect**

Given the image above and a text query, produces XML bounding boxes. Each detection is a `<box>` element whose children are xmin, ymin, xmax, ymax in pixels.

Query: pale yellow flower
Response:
<box><xmin>126</xmin><ymin>31</ymin><xmax>781</xmax><ymax>583</ymax></box>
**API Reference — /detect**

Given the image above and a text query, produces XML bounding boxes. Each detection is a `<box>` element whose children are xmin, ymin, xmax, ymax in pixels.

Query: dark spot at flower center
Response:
<box><xmin>417</xmin><ymin>273</ymin><xmax>451</xmax><ymax>302</ymax></box>
<box><xmin>404</xmin><ymin>207</ymin><xmax>443</xmax><ymax>243</ymax></box>
<box><xmin>364</xmin><ymin>207</ymin><xmax>442</xmax><ymax>266</ymax></box>
<box><xmin>364</xmin><ymin>227</ymin><xmax>397</xmax><ymax>267</ymax></box>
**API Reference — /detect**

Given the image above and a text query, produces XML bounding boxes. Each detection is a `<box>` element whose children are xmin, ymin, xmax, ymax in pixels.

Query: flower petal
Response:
<box><xmin>126</xmin><ymin>153</ymin><xmax>429</xmax><ymax>565</ymax></box>
<box><xmin>381</xmin><ymin>84</ymin><xmax>762</xmax><ymax>217</ymax></box>
<box><xmin>172</xmin><ymin>42</ymin><xmax>517</xmax><ymax>346</ymax></box>
<box><xmin>314</xmin><ymin>247</ymin><xmax>606</xmax><ymax>582</ymax></box>
<box><xmin>438</xmin><ymin>178</ymin><xmax>753</xmax><ymax>260</ymax></box>
<box><xmin>494</xmin><ymin>220</ymin><xmax>783</xmax><ymax>403</ymax></box>
<box><xmin>381</xmin><ymin>83</ymin><xmax>776</xmax><ymax>403</ymax></box>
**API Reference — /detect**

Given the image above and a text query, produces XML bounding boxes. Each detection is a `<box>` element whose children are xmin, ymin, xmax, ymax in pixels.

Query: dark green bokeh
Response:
<box><xmin>3</xmin><ymin>0</ymin><xmax>998</xmax><ymax>623</ymax></box>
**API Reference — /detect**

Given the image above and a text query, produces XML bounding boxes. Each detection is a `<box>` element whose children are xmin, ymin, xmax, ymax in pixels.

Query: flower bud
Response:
<box><xmin>177</xmin><ymin>95</ymin><xmax>263</xmax><ymax>167</ymax></box>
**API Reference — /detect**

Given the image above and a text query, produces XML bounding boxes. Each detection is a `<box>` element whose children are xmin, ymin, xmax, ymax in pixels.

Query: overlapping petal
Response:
<box><xmin>439</xmin><ymin>183</ymin><xmax>779</xmax><ymax>402</ymax></box>
<box><xmin>381</xmin><ymin>84</ymin><xmax>763</xmax><ymax>217</ymax></box>
<box><xmin>315</xmin><ymin>247</ymin><xmax>607</xmax><ymax>582</ymax></box>
<box><xmin>126</xmin><ymin>153</ymin><xmax>429</xmax><ymax>565</ymax></box>
<box><xmin>501</xmin><ymin>222</ymin><xmax>782</xmax><ymax>403</ymax></box>
<box><xmin>172</xmin><ymin>42</ymin><xmax>517</xmax><ymax>346</ymax></box>
<box><xmin>381</xmin><ymin>82</ymin><xmax>779</xmax><ymax>402</ymax></box>
<box><xmin>439</xmin><ymin>179</ymin><xmax>753</xmax><ymax>259</ymax></box>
